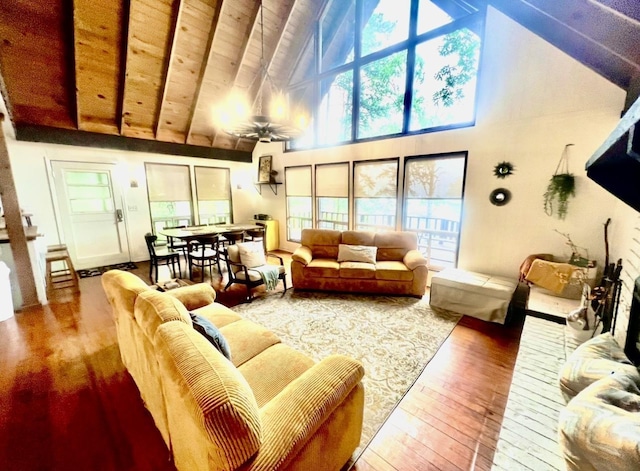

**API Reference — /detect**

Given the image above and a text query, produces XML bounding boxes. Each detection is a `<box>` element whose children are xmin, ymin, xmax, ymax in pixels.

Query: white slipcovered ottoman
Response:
<box><xmin>429</xmin><ymin>268</ymin><xmax>517</xmax><ymax>324</ymax></box>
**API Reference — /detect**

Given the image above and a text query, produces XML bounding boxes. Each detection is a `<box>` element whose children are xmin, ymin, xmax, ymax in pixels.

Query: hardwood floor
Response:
<box><xmin>0</xmin><ymin>258</ymin><xmax>523</xmax><ymax>471</ymax></box>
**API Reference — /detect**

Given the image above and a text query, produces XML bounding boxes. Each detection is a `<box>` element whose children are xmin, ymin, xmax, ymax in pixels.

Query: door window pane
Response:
<box><xmin>411</xmin><ymin>28</ymin><xmax>480</xmax><ymax>130</ymax></box>
<box><xmin>65</xmin><ymin>171</ymin><xmax>114</xmax><ymax>214</ymax></box>
<box><xmin>318</xmin><ymin>70</ymin><xmax>353</xmax><ymax>145</ymax></box>
<box><xmin>358</xmin><ymin>50</ymin><xmax>407</xmax><ymax>139</ymax></box>
<box><xmin>361</xmin><ymin>0</ymin><xmax>411</xmax><ymax>57</ymax></box>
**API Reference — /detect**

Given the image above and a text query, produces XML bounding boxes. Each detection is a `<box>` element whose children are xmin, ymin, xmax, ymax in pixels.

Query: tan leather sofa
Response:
<box><xmin>102</xmin><ymin>270</ymin><xmax>365</xmax><ymax>471</ymax></box>
<box><xmin>291</xmin><ymin>229</ymin><xmax>428</xmax><ymax>297</ymax></box>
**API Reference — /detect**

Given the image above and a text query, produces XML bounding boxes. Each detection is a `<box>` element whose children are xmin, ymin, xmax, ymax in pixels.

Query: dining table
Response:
<box><xmin>159</xmin><ymin>223</ymin><xmax>262</xmax><ymax>242</ymax></box>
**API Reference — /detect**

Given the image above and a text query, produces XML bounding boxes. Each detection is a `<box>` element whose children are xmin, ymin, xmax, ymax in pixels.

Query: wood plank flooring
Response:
<box><xmin>0</xmin><ymin>258</ymin><xmax>523</xmax><ymax>471</ymax></box>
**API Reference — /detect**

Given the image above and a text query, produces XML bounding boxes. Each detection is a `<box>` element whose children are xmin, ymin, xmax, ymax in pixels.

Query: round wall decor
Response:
<box><xmin>493</xmin><ymin>161</ymin><xmax>515</xmax><ymax>178</ymax></box>
<box><xmin>490</xmin><ymin>188</ymin><xmax>512</xmax><ymax>206</ymax></box>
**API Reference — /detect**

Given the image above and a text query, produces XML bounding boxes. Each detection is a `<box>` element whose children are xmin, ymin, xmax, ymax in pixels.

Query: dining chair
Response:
<box><xmin>222</xmin><ymin>241</ymin><xmax>287</xmax><ymax>302</ymax></box>
<box><xmin>163</xmin><ymin>225</ymin><xmax>188</xmax><ymax>256</ymax></box>
<box><xmin>244</xmin><ymin>226</ymin><xmax>266</xmax><ymax>252</ymax></box>
<box><xmin>187</xmin><ymin>235</ymin><xmax>221</xmax><ymax>282</ymax></box>
<box><xmin>219</xmin><ymin>229</ymin><xmax>246</xmax><ymax>248</ymax></box>
<box><xmin>144</xmin><ymin>233</ymin><xmax>182</xmax><ymax>284</ymax></box>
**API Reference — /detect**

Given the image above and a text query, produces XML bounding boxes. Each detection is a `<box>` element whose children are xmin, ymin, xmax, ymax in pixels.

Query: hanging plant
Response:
<box><xmin>544</xmin><ymin>145</ymin><xmax>576</xmax><ymax>220</ymax></box>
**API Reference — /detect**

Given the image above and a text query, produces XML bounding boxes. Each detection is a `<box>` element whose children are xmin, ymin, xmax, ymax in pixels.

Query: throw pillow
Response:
<box><xmin>189</xmin><ymin>312</ymin><xmax>232</xmax><ymax>360</ymax></box>
<box><xmin>337</xmin><ymin>244</ymin><xmax>377</xmax><ymax>264</ymax></box>
<box><xmin>237</xmin><ymin>241</ymin><xmax>267</xmax><ymax>268</ymax></box>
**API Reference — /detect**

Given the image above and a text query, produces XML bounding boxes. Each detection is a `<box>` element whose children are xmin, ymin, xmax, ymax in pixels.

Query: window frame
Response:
<box><xmin>402</xmin><ymin>151</ymin><xmax>467</xmax><ymax>269</ymax></box>
<box><xmin>286</xmin><ymin>0</ymin><xmax>485</xmax><ymax>151</ymax></box>
<box><xmin>194</xmin><ymin>166</ymin><xmax>233</xmax><ymax>225</ymax></box>
<box><xmin>285</xmin><ymin>165</ymin><xmax>314</xmax><ymax>243</ymax></box>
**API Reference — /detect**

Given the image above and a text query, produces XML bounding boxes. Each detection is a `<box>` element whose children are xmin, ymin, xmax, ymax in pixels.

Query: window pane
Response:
<box><xmin>321</xmin><ymin>0</ymin><xmax>355</xmax><ymax>72</ymax></box>
<box><xmin>318</xmin><ymin>70</ymin><xmax>353</xmax><ymax>144</ymax></box>
<box><xmin>287</xmin><ymin>196</ymin><xmax>313</xmax><ymax>242</ymax></box>
<box><xmin>354</xmin><ymin>198</ymin><xmax>396</xmax><ymax>231</ymax></box>
<box><xmin>405</xmin><ymin>157</ymin><xmax>465</xmax><ymax>198</ymax></box>
<box><xmin>362</xmin><ymin>0</ymin><xmax>411</xmax><ymax>57</ymax></box>
<box><xmin>411</xmin><ymin>28</ymin><xmax>480</xmax><ymax>130</ymax></box>
<box><xmin>417</xmin><ymin>0</ymin><xmax>455</xmax><ymax>35</ymax></box>
<box><xmin>289</xmin><ymin>84</ymin><xmax>315</xmax><ymax>150</ymax></box>
<box><xmin>358</xmin><ymin>50</ymin><xmax>407</xmax><ymax>139</ymax></box>
<box><xmin>198</xmin><ymin>200</ymin><xmax>231</xmax><ymax>225</ymax></box>
<box><xmin>403</xmin><ymin>155</ymin><xmax>465</xmax><ymax>269</ymax></box>
<box><xmin>149</xmin><ymin>201</ymin><xmax>192</xmax><ymax>237</ymax></box>
<box><xmin>67</xmin><ymin>185</ymin><xmax>111</xmax><ymax>200</ymax></box>
<box><xmin>317</xmin><ymin>197</ymin><xmax>349</xmax><ymax>230</ymax></box>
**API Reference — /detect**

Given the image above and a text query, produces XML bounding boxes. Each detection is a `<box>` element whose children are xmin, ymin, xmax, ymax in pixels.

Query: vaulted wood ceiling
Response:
<box><xmin>0</xmin><ymin>0</ymin><xmax>639</xmax><ymax>160</ymax></box>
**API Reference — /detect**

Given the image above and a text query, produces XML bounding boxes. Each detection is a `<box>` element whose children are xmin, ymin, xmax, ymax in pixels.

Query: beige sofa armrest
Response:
<box><xmin>404</xmin><ymin>249</ymin><xmax>427</xmax><ymax>270</ymax></box>
<box><xmin>292</xmin><ymin>246</ymin><xmax>313</xmax><ymax>265</ymax></box>
<box><xmin>246</xmin><ymin>355</ymin><xmax>364</xmax><ymax>470</ymax></box>
<box><xmin>166</xmin><ymin>283</ymin><xmax>217</xmax><ymax>311</ymax></box>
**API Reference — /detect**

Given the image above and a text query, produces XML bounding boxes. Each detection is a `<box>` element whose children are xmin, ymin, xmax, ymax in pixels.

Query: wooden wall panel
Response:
<box><xmin>0</xmin><ymin>0</ymin><xmax>75</xmax><ymax>129</ymax></box>
<box><xmin>73</xmin><ymin>0</ymin><xmax>124</xmax><ymax>134</ymax></box>
<box><xmin>121</xmin><ymin>0</ymin><xmax>176</xmax><ymax>138</ymax></box>
<box><xmin>156</xmin><ymin>0</ymin><xmax>220</xmax><ymax>143</ymax></box>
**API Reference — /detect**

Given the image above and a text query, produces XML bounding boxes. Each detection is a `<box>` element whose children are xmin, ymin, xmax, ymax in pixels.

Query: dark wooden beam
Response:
<box><xmin>0</xmin><ymin>114</ymin><xmax>39</xmax><ymax>308</ymax></box>
<box><xmin>15</xmin><ymin>125</ymin><xmax>252</xmax><ymax>162</ymax></box>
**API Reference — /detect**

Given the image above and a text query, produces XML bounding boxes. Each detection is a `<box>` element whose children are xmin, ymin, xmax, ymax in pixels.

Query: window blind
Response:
<box><xmin>316</xmin><ymin>162</ymin><xmax>348</xmax><ymax>197</ymax></box>
<box><xmin>195</xmin><ymin>166</ymin><xmax>230</xmax><ymax>200</ymax></box>
<box><xmin>285</xmin><ymin>166</ymin><xmax>312</xmax><ymax>196</ymax></box>
<box><xmin>354</xmin><ymin>160</ymin><xmax>398</xmax><ymax>197</ymax></box>
<box><xmin>146</xmin><ymin>163</ymin><xmax>191</xmax><ymax>201</ymax></box>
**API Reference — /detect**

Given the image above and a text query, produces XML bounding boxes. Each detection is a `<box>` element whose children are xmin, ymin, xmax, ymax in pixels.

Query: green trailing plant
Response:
<box><xmin>544</xmin><ymin>173</ymin><xmax>575</xmax><ymax>219</ymax></box>
<box><xmin>544</xmin><ymin>144</ymin><xmax>576</xmax><ymax>219</ymax></box>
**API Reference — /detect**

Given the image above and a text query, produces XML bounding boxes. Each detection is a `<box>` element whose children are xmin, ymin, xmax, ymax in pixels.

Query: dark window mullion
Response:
<box><xmin>352</xmin><ymin>0</ymin><xmax>363</xmax><ymax>142</ymax></box>
<box><xmin>403</xmin><ymin>0</ymin><xmax>420</xmax><ymax>134</ymax></box>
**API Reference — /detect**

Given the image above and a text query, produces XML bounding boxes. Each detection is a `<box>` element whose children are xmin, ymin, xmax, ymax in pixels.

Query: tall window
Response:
<box><xmin>316</xmin><ymin>162</ymin><xmax>349</xmax><ymax>230</ymax></box>
<box><xmin>403</xmin><ymin>153</ymin><xmax>465</xmax><ymax>269</ymax></box>
<box><xmin>194</xmin><ymin>166</ymin><xmax>232</xmax><ymax>224</ymax></box>
<box><xmin>288</xmin><ymin>0</ymin><xmax>483</xmax><ymax>150</ymax></box>
<box><xmin>354</xmin><ymin>159</ymin><xmax>398</xmax><ymax>231</ymax></box>
<box><xmin>285</xmin><ymin>166</ymin><xmax>313</xmax><ymax>242</ymax></box>
<box><xmin>145</xmin><ymin>163</ymin><xmax>193</xmax><ymax>240</ymax></box>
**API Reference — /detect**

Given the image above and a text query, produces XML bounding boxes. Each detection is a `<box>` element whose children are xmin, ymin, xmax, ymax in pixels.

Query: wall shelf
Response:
<box><xmin>254</xmin><ymin>182</ymin><xmax>282</xmax><ymax>195</ymax></box>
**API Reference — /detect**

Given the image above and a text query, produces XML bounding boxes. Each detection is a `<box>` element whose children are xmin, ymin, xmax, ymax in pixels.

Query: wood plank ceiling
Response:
<box><xmin>0</xmin><ymin>0</ymin><xmax>639</xmax><ymax>159</ymax></box>
<box><xmin>0</xmin><ymin>0</ymin><xmax>327</xmax><ymax>158</ymax></box>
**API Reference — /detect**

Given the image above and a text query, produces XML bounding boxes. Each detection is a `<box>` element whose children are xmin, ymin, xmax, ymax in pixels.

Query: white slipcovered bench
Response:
<box><xmin>429</xmin><ymin>268</ymin><xmax>518</xmax><ymax>324</ymax></box>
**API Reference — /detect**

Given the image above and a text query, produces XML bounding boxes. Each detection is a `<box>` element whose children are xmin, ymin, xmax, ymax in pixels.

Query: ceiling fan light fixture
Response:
<box><xmin>217</xmin><ymin>0</ymin><xmax>306</xmax><ymax>143</ymax></box>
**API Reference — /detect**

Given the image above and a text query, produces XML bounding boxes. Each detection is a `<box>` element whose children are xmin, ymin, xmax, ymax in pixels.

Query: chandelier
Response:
<box><xmin>217</xmin><ymin>1</ymin><xmax>307</xmax><ymax>143</ymax></box>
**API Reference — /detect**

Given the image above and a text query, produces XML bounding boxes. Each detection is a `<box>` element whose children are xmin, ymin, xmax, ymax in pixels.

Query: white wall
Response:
<box><xmin>253</xmin><ymin>7</ymin><xmax>631</xmax><ymax>281</ymax></box>
<box><xmin>5</xmin><ymin>139</ymin><xmax>260</xmax><ymax>263</ymax></box>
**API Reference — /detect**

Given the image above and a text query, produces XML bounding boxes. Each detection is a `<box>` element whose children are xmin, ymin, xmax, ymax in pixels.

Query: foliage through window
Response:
<box><xmin>288</xmin><ymin>0</ymin><xmax>483</xmax><ymax>150</ymax></box>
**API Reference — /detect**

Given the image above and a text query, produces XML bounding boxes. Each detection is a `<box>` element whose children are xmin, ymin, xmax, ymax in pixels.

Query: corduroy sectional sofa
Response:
<box><xmin>102</xmin><ymin>270</ymin><xmax>365</xmax><ymax>471</ymax></box>
<box><xmin>291</xmin><ymin>229</ymin><xmax>428</xmax><ymax>297</ymax></box>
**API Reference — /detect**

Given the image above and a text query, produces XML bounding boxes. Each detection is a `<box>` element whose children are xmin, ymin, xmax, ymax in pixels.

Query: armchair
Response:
<box><xmin>222</xmin><ymin>241</ymin><xmax>287</xmax><ymax>301</ymax></box>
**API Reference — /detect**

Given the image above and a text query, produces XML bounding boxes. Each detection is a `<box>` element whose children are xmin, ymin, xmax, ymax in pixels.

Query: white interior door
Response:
<box><xmin>51</xmin><ymin>161</ymin><xmax>130</xmax><ymax>270</ymax></box>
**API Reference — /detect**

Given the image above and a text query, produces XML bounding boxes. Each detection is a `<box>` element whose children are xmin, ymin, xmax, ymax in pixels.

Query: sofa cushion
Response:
<box><xmin>191</xmin><ymin>303</ymin><xmax>243</xmax><ymax>329</ymax></box>
<box><xmin>220</xmin><ymin>319</ymin><xmax>281</xmax><ymax>367</ymax></box>
<box><xmin>375</xmin><ymin>261</ymin><xmax>414</xmax><ymax>281</ymax></box>
<box><xmin>301</xmin><ymin>229</ymin><xmax>342</xmax><ymax>259</ymax></box>
<box><xmin>559</xmin><ymin>332</ymin><xmax>637</xmax><ymax>403</ymax></box>
<box><xmin>341</xmin><ymin>230</ymin><xmax>375</xmax><ymax>246</ymax></box>
<box><xmin>134</xmin><ymin>290</ymin><xmax>192</xmax><ymax>343</ymax></box>
<box><xmin>558</xmin><ymin>371</ymin><xmax>640</xmax><ymax>471</ymax></box>
<box><xmin>337</xmin><ymin>244</ymin><xmax>377</xmax><ymax>264</ymax></box>
<box><xmin>238</xmin><ymin>343</ymin><xmax>315</xmax><ymax>407</ymax></box>
<box><xmin>306</xmin><ymin>259</ymin><xmax>340</xmax><ymax>278</ymax></box>
<box><xmin>339</xmin><ymin>262</ymin><xmax>376</xmax><ymax>279</ymax></box>
<box><xmin>238</xmin><ymin>241</ymin><xmax>267</xmax><ymax>268</ymax></box>
<box><xmin>375</xmin><ymin>231</ymin><xmax>417</xmax><ymax>261</ymax></box>
<box><xmin>155</xmin><ymin>321</ymin><xmax>262</xmax><ymax>470</ymax></box>
<box><xmin>189</xmin><ymin>312</ymin><xmax>232</xmax><ymax>360</ymax></box>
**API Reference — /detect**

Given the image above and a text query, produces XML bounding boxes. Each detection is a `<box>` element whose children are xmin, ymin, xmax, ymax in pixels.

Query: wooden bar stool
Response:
<box><xmin>45</xmin><ymin>250</ymin><xmax>80</xmax><ymax>294</ymax></box>
<box><xmin>47</xmin><ymin>244</ymin><xmax>68</xmax><ymax>253</ymax></box>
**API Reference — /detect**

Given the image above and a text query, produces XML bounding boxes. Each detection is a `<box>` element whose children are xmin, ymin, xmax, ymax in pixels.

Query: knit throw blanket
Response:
<box><xmin>251</xmin><ymin>265</ymin><xmax>280</xmax><ymax>290</ymax></box>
